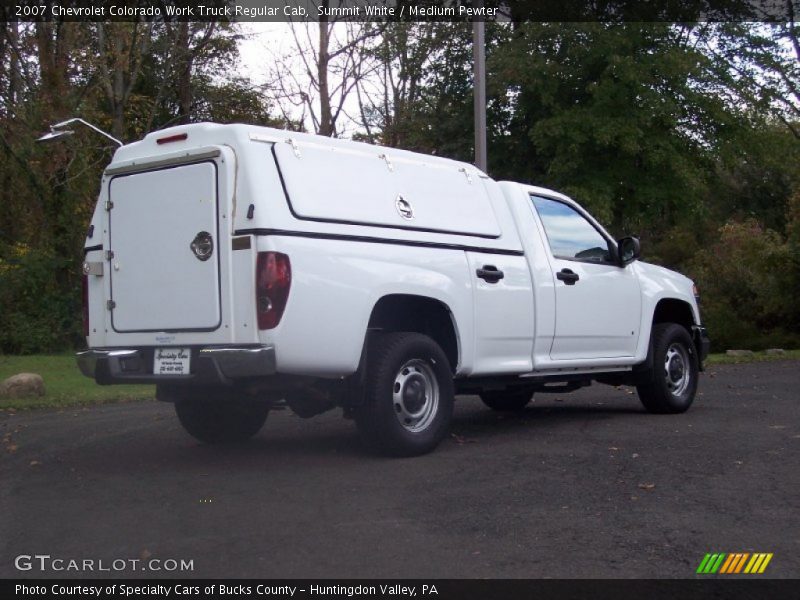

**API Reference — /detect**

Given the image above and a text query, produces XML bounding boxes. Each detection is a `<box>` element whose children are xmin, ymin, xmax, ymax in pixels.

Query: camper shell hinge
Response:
<box><xmin>285</xmin><ymin>138</ymin><xmax>301</xmax><ymax>158</ymax></box>
<box><xmin>378</xmin><ymin>153</ymin><xmax>394</xmax><ymax>172</ymax></box>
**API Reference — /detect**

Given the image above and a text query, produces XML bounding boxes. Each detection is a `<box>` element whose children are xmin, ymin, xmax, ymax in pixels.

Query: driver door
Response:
<box><xmin>531</xmin><ymin>195</ymin><xmax>642</xmax><ymax>360</ymax></box>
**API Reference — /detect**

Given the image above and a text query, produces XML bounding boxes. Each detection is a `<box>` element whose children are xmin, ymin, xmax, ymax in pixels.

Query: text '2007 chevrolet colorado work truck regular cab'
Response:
<box><xmin>77</xmin><ymin>123</ymin><xmax>710</xmax><ymax>456</ymax></box>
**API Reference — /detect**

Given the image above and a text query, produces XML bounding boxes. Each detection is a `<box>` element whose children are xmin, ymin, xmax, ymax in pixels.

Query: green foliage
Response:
<box><xmin>0</xmin><ymin>246</ymin><xmax>83</xmax><ymax>353</ymax></box>
<box><xmin>0</xmin><ymin>22</ymin><xmax>279</xmax><ymax>354</ymax></box>
<box><xmin>713</xmin><ymin>123</ymin><xmax>800</xmax><ymax>233</ymax></box>
<box><xmin>688</xmin><ymin>219</ymin><xmax>800</xmax><ymax>351</ymax></box>
<box><xmin>492</xmin><ymin>23</ymin><xmax>768</xmax><ymax>233</ymax></box>
<box><xmin>193</xmin><ymin>76</ymin><xmax>282</xmax><ymax>125</ymax></box>
<box><xmin>1</xmin><ymin>21</ymin><xmax>799</xmax><ymax>353</ymax></box>
<box><xmin>385</xmin><ymin>23</ymin><xmax>477</xmax><ymax>161</ymax></box>
<box><xmin>371</xmin><ymin>22</ymin><xmax>800</xmax><ymax>349</ymax></box>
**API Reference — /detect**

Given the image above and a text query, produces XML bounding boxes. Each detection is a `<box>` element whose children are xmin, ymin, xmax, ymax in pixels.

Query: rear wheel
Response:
<box><xmin>636</xmin><ymin>323</ymin><xmax>698</xmax><ymax>414</ymax></box>
<box><xmin>354</xmin><ymin>332</ymin><xmax>454</xmax><ymax>457</ymax></box>
<box><xmin>162</xmin><ymin>386</ymin><xmax>270</xmax><ymax>443</ymax></box>
<box><xmin>479</xmin><ymin>389</ymin><xmax>533</xmax><ymax>412</ymax></box>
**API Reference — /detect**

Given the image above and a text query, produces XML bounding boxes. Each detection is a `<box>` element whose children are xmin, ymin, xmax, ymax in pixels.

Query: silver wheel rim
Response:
<box><xmin>393</xmin><ymin>359</ymin><xmax>439</xmax><ymax>433</ymax></box>
<box><xmin>664</xmin><ymin>342</ymin><xmax>691</xmax><ymax>397</ymax></box>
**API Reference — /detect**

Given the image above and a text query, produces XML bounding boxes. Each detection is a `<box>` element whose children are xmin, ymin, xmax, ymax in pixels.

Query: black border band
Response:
<box><xmin>235</xmin><ymin>228</ymin><xmax>525</xmax><ymax>256</ymax></box>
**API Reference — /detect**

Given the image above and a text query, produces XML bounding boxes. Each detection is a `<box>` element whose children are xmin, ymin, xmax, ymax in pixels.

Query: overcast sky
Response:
<box><xmin>236</xmin><ymin>22</ymin><xmax>372</xmax><ymax>136</ymax></box>
<box><xmin>237</xmin><ymin>22</ymin><xmax>288</xmax><ymax>86</ymax></box>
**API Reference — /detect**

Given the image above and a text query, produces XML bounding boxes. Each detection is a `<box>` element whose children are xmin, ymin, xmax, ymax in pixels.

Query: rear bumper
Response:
<box><xmin>76</xmin><ymin>345</ymin><xmax>276</xmax><ymax>385</ymax></box>
<box><xmin>692</xmin><ymin>325</ymin><xmax>711</xmax><ymax>370</ymax></box>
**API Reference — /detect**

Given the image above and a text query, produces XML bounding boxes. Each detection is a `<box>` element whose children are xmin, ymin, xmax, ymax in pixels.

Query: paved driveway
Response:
<box><xmin>2</xmin><ymin>360</ymin><xmax>798</xmax><ymax>578</ymax></box>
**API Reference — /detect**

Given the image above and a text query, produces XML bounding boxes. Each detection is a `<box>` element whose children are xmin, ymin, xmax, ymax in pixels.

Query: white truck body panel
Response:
<box><xmin>261</xmin><ymin>236</ymin><xmax>473</xmax><ymax>377</ymax></box>
<box><xmin>466</xmin><ymin>251</ymin><xmax>534</xmax><ymax>374</ymax></box>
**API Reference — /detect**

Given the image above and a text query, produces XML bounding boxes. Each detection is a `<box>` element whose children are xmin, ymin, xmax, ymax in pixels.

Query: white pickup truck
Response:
<box><xmin>77</xmin><ymin>123</ymin><xmax>710</xmax><ymax>456</ymax></box>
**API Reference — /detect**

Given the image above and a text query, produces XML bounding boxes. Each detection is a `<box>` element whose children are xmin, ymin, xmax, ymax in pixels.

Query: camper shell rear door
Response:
<box><xmin>106</xmin><ymin>159</ymin><xmax>222</xmax><ymax>333</ymax></box>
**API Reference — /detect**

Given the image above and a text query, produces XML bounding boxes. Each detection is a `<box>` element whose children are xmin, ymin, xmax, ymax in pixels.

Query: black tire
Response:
<box><xmin>636</xmin><ymin>323</ymin><xmax>699</xmax><ymax>414</ymax></box>
<box><xmin>354</xmin><ymin>332</ymin><xmax>454</xmax><ymax>457</ymax></box>
<box><xmin>479</xmin><ymin>389</ymin><xmax>533</xmax><ymax>412</ymax></box>
<box><xmin>164</xmin><ymin>386</ymin><xmax>270</xmax><ymax>444</ymax></box>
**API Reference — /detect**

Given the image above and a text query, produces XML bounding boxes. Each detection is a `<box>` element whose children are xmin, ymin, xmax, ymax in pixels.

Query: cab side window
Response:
<box><xmin>532</xmin><ymin>196</ymin><xmax>611</xmax><ymax>263</ymax></box>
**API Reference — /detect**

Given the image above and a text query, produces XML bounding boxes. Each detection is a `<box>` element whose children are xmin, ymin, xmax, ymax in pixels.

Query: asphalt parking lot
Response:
<box><xmin>1</xmin><ymin>360</ymin><xmax>798</xmax><ymax>579</ymax></box>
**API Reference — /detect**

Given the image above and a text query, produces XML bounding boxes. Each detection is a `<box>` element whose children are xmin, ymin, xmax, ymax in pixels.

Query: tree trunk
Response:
<box><xmin>35</xmin><ymin>22</ymin><xmax>73</xmax><ymax>120</ymax></box>
<box><xmin>1</xmin><ymin>23</ymin><xmax>23</xmax><ymax>115</ymax></box>
<box><xmin>176</xmin><ymin>22</ymin><xmax>193</xmax><ymax>124</ymax></box>
<box><xmin>318</xmin><ymin>13</ymin><xmax>333</xmax><ymax>136</ymax></box>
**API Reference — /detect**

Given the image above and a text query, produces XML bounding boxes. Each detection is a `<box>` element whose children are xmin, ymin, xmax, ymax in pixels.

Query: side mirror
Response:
<box><xmin>618</xmin><ymin>236</ymin><xmax>641</xmax><ymax>266</ymax></box>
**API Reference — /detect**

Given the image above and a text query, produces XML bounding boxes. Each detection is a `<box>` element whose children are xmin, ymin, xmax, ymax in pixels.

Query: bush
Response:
<box><xmin>0</xmin><ymin>245</ymin><xmax>83</xmax><ymax>354</ymax></box>
<box><xmin>688</xmin><ymin>219</ymin><xmax>800</xmax><ymax>351</ymax></box>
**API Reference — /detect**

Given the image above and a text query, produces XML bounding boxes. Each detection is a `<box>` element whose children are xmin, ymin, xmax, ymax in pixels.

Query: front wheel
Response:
<box><xmin>636</xmin><ymin>323</ymin><xmax>699</xmax><ymax>414</ymax></box>
<box><xmin>163</xmin><ymin>386</ymin><xmax>270</xmax><ymax>444</ymax></box>
<box><xmin>354</xmin><ymin>332</ymin><xmax>454</xmax><ymax>457</ymax></box>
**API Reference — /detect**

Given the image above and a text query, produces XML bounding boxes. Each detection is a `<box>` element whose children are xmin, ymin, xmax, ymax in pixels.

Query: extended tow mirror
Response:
<box><xmin>618</xmin><ymin>236</ymin><xmax>641</xmax><ymax>266</ymax></box>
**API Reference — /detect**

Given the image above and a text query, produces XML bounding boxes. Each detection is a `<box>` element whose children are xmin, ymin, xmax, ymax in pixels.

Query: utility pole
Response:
<box><xmin>473</xmin><ymin>4</ymin><xmax>487</xmax><ymax>173</ymax></box>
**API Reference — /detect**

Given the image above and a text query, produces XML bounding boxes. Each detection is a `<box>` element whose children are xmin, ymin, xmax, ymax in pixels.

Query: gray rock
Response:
<box><xmin>726</xmin><ymin>349</ymin><xmax>754</xmax><ymax>357</ymax></box>
<box><xmin>765</xmin><ymin>348</ymin><xmax>785</xmax><ymax>355</ymax></box>
<box><xmin>0</xmin><ymin>373</ymin><xmax>45</xmax><ymax>399</ymax></box>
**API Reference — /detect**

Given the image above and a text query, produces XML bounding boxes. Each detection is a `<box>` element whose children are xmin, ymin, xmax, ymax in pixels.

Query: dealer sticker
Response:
<box><xmin>154</xmin><ymin>348</ymin><xmax>191</xmax><ymax>375</ymax></box>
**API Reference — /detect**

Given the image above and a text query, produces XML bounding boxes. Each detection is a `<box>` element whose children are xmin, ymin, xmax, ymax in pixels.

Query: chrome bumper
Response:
<box><xmin>76</xmin><ymin>346</ymin><xmax>276</xmax><ymax>384</ymax></box>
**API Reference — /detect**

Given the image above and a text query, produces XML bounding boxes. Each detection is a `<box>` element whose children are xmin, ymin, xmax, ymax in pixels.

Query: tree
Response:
<box><xmin>94</xmin><ymin>22</ymin><xmax>154</xmax><ymax>140</ymax></box>
<box><xmin>0</xmin><ymin>20</ymin><xmax>281</xmax><ymax>353</ymax></box>
<box><xmin>355</xmin><ymin>22</ymin><xmax>436</xmax><ymax>146</ymax></box>
<box><xmin>267</xmin><ymin>15</ymin><xmax>382</xmax><ymax>136</ymax></box>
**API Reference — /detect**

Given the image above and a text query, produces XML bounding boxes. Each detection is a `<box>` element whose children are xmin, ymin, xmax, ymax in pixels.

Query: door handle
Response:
<box><xmin>476</xmin><ymin>265</ymin><xmax>504</xmax><ymax>284</ymax></box>
<box><xmin>556</xmin><ymin>268</ymin><xmax>580</xmax><ymax>285</ymax></box>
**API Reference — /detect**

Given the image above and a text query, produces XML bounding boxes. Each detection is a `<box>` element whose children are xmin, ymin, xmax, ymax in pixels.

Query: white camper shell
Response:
<box><xmin>78</xmin><ymin>123</ymin><xmax>709</xmax><ymax>456</ymax></box>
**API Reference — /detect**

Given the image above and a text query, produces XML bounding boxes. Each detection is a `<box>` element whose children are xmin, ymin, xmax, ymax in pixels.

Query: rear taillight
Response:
<box><xmin>82</xmin><ymin>274</ymin><xmax>89</xmax><ymax>337</ymax></box>
<box><xmin>256</xmin><ymin>252</ymin><xmax>291</xmax><ymax>330</ymax></box>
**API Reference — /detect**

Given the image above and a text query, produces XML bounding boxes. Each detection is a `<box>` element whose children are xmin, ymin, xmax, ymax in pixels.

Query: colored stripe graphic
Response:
<box><xmin>744</xmin><ymin>554</ymin><xmax>760</xmax><ymax>574</ymax></box>
<box><xmin>696</xmin><ymin>554</ymin><xmax>713</xmax><ymax>574</ymax></box>
<box><xmin>710</xmin><ymin>553</ymin><xmax>726</xmax><ymax>573</ymax></box>
<box><xmin>697</xmin><ymin>553</ymin><xmax>727</xmax><ymax>574</ymax></box>
<box><xmin>719</xmin><ymin>554</ymin><xmax>736</xmax><ymax>574</ymax></box>
<box><xmin>724</xmin><ymin>553</ymin><xmax>748</xmax><ymax>573</ymax></box>
<box><xmin>758</xmin><ymin>553</ymin><xmax>773</xmax><ymax>573</ymax></box>
<box><xmin>701</xmin><ymin>553</ymin><xmax>774</xmax><ymax>574</ymax></box>
<box><xmin>734</xmin><ymin>553</ymin><xmax>749</xmax><ymax>573</ymax></box>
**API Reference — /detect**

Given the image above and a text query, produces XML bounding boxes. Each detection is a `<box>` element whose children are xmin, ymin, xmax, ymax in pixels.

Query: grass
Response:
<box><xmin>705</xmin><ymin>349</ymin><xmax>800</xmax><ymax>365</ymax></box>
<box><xmin>0</xmin><ymin>354</ymin><xmax>154</xmax><ymax>410</ymax></box>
